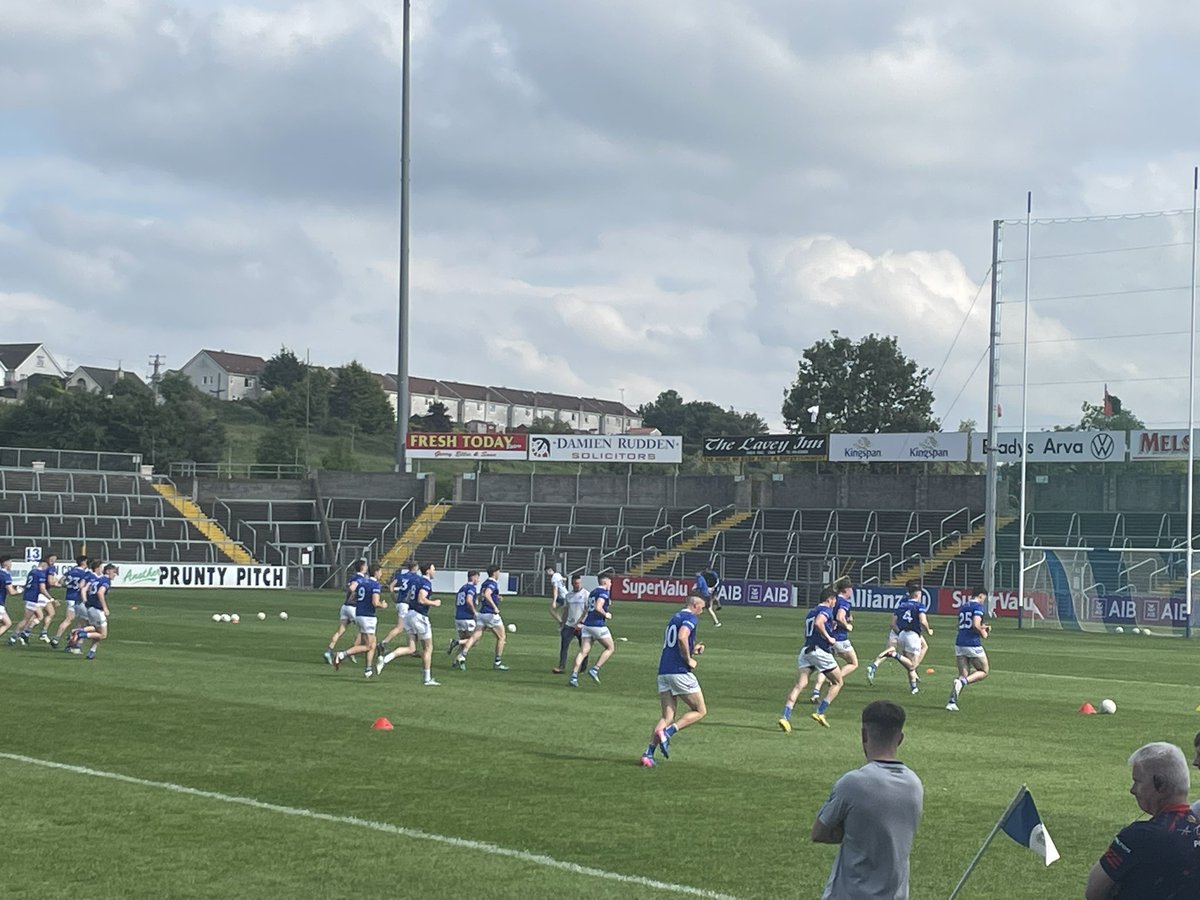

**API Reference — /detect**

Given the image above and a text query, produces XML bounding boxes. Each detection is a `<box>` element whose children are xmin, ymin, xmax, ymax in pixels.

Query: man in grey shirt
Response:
<box><xmin>812</xmin><ymin>700</ymin><xmax>923</xmax><ymax>900</ymax></box>
<box><xmin>551</xmin><ymin>574</ymin><xmax>589</xmax><ymax>674</ymax></box>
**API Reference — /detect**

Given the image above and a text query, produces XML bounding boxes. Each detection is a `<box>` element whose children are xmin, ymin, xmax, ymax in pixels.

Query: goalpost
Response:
<box><xmin>984</xmin><ymin>175</ymin><xmax>1200</xmax><ymax>637</ymax></box>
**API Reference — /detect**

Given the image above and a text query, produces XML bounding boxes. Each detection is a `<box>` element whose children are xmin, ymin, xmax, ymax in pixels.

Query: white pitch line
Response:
<box><xmin>0</xmin><ymin>752</ymin><xmax>739</xmax><ymax>900</ymax></box>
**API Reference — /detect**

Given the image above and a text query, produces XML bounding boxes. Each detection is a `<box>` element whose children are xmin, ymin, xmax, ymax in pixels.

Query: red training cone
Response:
<box><xmin>371</xmin><ymin>717</ymin><xmax>394</xmax><ymax>731</ymax></box>
<box><xmin>1078</xmin><ymin>703</ymin><xmax>1097</xmax><ymax>715</ymax></box>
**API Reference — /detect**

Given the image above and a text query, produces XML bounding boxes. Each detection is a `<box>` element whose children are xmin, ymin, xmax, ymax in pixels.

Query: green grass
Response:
<box><xmin>1</xmin><ymin>594</ymin><xmax>1195</xmax><ymax>899</ymax></box>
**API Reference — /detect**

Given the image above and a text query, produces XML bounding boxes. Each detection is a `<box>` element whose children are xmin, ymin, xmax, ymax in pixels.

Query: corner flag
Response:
<box><xmin>1000</xmin><ymin>788</ymin><xmax>1060</xmax><ymax>865</ymax></box>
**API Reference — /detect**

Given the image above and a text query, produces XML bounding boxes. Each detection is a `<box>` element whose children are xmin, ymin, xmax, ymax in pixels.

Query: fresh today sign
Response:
<box><xmin>970</xmin><ymin>431</ymin><xmax>1125</xmax><ymax>463</ymax></box>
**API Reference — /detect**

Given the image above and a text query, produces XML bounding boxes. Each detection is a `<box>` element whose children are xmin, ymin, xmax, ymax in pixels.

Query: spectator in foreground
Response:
<box><xmin>1085</xmin><ymin>741</ymin><xmax>1200</xmax><ymax>900</ymax></box>
<box><xmin>811</xmin><ymin>700</ymin><xmax>922</xmax><ymax>900</ymax></box>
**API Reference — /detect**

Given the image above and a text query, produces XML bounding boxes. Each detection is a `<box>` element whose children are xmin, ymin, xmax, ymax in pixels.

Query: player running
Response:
<box><xmin>693</xmin><ymin>568</ymin><xmax>722</xmax><ymax>628</ymax></box>
<box><xmin>49</xmin><ymin>555</ymin><xmax>89</xmax><ymax>649</ymax></box>
<box><xmin>380</xmin><ymin>561</ymin><xmax>420</xmax><ymax>656</ymax></box>
<box><xmin>332</xmin><ymin>564</ymin><xmax>386</xmax><ymax>678</ymax></box>
<box><xmin>37</xmin><ymin>553</ymin><xmax>60</xmax><ymax>642</ymax></box>
<box><xmin>568</xmin><ymin>574</ymin><xmax>615</xmax><ymax>687</ymax></box>
<box><xmin>947</xmin><ymin>589</ymin><xmax>991</xmax><ymax>711</ymax></box>
<box><xmin>448</xmin><ymin>571</ymin><xmax>480</xmax><ymax>669</ymax></box>
<box><xmin>641</xmin><ymin>594</ymin><xmax>708</xmax><ymax>767</ymax></box>
<box><xmin>8</xmin><ymin>558</ymin><xmax>51</xmax><ymax>646</ymax></box>
<box><xmin>454</xmin><ymin>565</ymin><xmax>509</xmax><ymax>671</ymax></box>
<box><xmin>887</xmin><ymin>584</ymin><xmax>932</xmax><ymax>694</ymax></box>
<box><xmin>0</xmin><ymin>556</ymin><xmax>18</xmax><ymax>641</ymax></box>
<box><xmin>376</xmin><ymin>563</ymin><xmax>441</xmax><ymax>685</ymax></box>
<box><xmin>866</xmin><ymin>580</ymin><xmax>931</xmax><ymax>684</ymax></box>
<box><xmin>780</xmin><ymin>588</ymin><xmax>844</xmax><ymax>730</ymax></box>
<box><xmin>813</xmin><ymin>576</ymin><xmax>857</xmax><ymax>701</ymax></box>
<box><xmin>325</xmin><ymin>559</ymin><xmax>366</xmax><ymax>665</ymax></box>
<box><xmin>67</xmin><ymin>562</ymin><xmax>116</xmax><ymax>659</ymax></box>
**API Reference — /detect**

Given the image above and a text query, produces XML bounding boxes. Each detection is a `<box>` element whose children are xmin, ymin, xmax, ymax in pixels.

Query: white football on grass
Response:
<box><xmin>1099</xmin><ymin>698</ymin><xmax>1117</xmax><ymax>715</ymax></box>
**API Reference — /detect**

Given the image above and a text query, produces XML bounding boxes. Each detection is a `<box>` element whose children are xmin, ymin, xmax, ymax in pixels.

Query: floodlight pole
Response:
<box><xmin>394</xmin><ymin>0</ymin><xmax>412</xmax><ymax>473</ymax></box>
<box><xmin>1017</xmin><ymin>193</ymin><xmax>1032</xmax><ymax>630</ymax></box>
<box><xmin>1187</xmin><ymin>166</ymin><xmax>1198</xmax><ymax>639</ymax></box>
<box><xmin>983</xmin><ymin>219</ymin><xmax>1003</xmax><ymax>598</ymax></box>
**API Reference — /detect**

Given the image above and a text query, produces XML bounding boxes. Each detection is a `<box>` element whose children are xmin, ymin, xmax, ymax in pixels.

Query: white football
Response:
<box><xmin>1099</xmin><ymin>698</ymin><xmax>1117</xmax><ymax>715</ymax></box>
<box><xmin>1114</xmin><ymin>626</ymin><xmax>1124</xmax><ymax>633</ymax></box>
<box><xmin>1142</xmin><ymin>628</ymin><xmax>1153</xmax><ymax>636</ymax></box>
<box><xmin>507</xmin><ymin>623</ymin><xmax>517</xmax><ymax>633</ymax></box>
<box><xmin>755</xmin><ymin>614</ymin><xmax>763</xmax><ymax>619</ymax></box>
<box><xmin>220</xmin><ymin>614</ymin><xmax>231</xmax><ymax>623</ymax></box>
<box><xmin>1132</xmin><ymin>627</ymin><xmax>1142</xmax><ymax>635</ymax></box>
<box><xmin>257</xmin><ymin>612</ymin><xmax>266</xmax><ymax>620</ymax></box>
<box><xmin>230</xmin><ymin>614</ymin><xmax>240</xmax><ymax>624</ymax></box>
<box><xmin>279</xmin><ymin>611</ymin><xmax>289</xmax><ymax>620</ymax></box>
<box><xmin>211</xmin><ymin>614</ymin><xmax>221</xmax><ymax>622</ymax></box>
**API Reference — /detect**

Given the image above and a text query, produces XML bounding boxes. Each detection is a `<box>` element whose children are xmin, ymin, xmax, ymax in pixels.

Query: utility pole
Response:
<box><xmin>394</xmin><ymin>0</ymin><xmax>412</xmax><ymax>473</ymax></box>
<box><xmin>149</xmin><ymin>354</ymin><xmax>165</xmax><ymax>403</ymax></box>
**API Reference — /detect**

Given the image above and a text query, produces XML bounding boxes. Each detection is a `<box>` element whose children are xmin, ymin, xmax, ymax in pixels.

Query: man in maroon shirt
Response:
<box><xmin>1086</xmin><ymin>742</ymin><xmax>1200</xmax><ymax>900</ymax></box>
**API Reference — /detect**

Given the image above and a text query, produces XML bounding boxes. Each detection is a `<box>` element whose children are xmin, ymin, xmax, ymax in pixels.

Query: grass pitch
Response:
<box><xmin>1</xmin><ymin>590</ymin><xmax>1196</xmax><ymax>899</ymax></box>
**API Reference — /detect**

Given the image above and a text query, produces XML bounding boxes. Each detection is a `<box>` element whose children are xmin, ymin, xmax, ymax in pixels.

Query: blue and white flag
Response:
<box><xmin>1000</xmin><ymin>788</ymin><xmax>1060</xmax><ymax>866</ymax></box>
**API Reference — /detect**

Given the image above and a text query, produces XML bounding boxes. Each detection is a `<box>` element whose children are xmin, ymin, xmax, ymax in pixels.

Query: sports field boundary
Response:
<box><xmin>0</xmin><ymin>751</ymin><xmax>739</xmax><ymax>900</ymax></box>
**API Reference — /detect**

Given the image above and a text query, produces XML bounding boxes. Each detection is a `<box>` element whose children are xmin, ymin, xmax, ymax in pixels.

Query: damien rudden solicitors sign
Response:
<box><xmin>702</xmin><ymin>434</ymin><xmax>829</xmax><ymax>459</ymax></box>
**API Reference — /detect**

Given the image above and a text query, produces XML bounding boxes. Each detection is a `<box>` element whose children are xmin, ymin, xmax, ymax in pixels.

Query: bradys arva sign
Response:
<box><xmin>970</xmin><ymin>430</ymin><xmax>1124</xmax><ymax>463</ymax></box>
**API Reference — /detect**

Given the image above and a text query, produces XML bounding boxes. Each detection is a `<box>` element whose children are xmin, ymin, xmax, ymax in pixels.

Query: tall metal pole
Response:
<box><xmin>1017</xmin><ymin>193</ymin><xmax>1033</xmax><ymax>629</ymax></box>
<box><xmin>983</xmin><ymin>220</ymin><xmax>1003</xmax><ymax>597</ymax></box>
<box><xmin>1187</xmin><ymin>167</ymin><xmax>1198</xmax><ymax>638</ymax></box>
<box><xmin>394</xmin><ymin>0</ymin><xmax>412</xmax><ymax>473</ymax></box>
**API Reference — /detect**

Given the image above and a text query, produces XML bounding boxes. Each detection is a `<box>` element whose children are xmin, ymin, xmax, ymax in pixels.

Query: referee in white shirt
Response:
<box><xmin>549</xmin><ymin>570</ymin><xmax>589</xmax><ymax>674</ymax></box>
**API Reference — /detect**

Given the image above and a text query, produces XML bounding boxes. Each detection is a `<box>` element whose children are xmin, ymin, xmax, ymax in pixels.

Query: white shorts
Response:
<box><xmin>404</xmin><ymin>611</ymin><xmax>432</xmax><ymax>640</ymax></box>
<box><xmin>886</xmin><ymin>629</ymin><xmax>899</xmax><ymax>646</ymax></box>
<box><xmin>898</xmin><ymin>631</ymin><xmax>922</xmax><ymax>658</ymax></box>
<box><xmin>355</xmin><ymin>615</ymin><xmax>378</xmax><ymax>635</ymax></box>
<box><xmin>799</xmin><ymin>648</ymin><xmax>838</xmax><ymax>673</ymax></box>
<box><xmin>478</xmin><ymin>612</ymin><xmax>504</xmax><ymax>631</ymax></box>
<box><xmin>25</xmin><ymin>600</ymin><xmax>42</xmax><ymax>612</ymax></box>
<box><xmin>454</xmin><ymin>619</ymin><xmax>476</xmax><ymax>634</ymax></box>
<box><xmin>72</xmin><ymin>600</ymin><xmax>88</xmax><ymax>618</ymax></box>
<box><xmin>580</xmin><ymin>625</ymin><xmax>611</xmax><ymax>642</ymax></box>
<box><xmin>955</xmin><ymin>645</ymin><xmax>987</xmax><ymax>659</ymax></box>
<box><xmin>657</xmin><ymin>673</ymin><xmax>701</xmax><ymax>696</ymax></box>
<box><xmin>395</xmin><ymin>602</ymin><xmax>410</xmax><ymax>619</ymax></box>
<box><xmin>833</xmin><ymin>639</ymin><xmax>855</xmax><ymax>654</ymax></box>
<box><xmin>86</xmin><ymin>608</ymin><xmax>107</xmax><ymax>628</ymax></box>
<box><xmin>339</xmin><ymin>604</ymin><xmax>356</xmax><ymax>624</ymax></box>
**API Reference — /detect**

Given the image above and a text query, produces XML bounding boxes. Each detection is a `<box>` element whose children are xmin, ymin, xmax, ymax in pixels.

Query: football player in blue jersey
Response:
<box><xmin>568</xmin><ymin>575</ymin><xmax>616</xmax><ymax>687</ymax></box>
<box><xmin>380</xmin><ymin>561</ymin><xmax>420</xmax><ymax>656</ymax></box>
<box><xmin>780</xmin><ymin>588</ymin><xmax>844</xmax><ymax>730</ymax></box>
<box><xmin>641</xmin><ymin>595</ymin><xmax>707</xmax><ymax>766</ymax></box>
<box><xmin>325</xmin><ymin>559</ymin><xmax>367</xmax><ymax>665</ymax></box>
<box><xmin>68</xmin><ymin>562</ymin><xmax>115</xmax><ymax>659</ymax></box>
<box><xmin>0</xmin><ymin>556</ymin><xmax>18</xmax><ymax>642</ymax></box>
<box><xmin>448</xmin><ymin>571</ymin><xmax>480</xmax><ymax>669</ymax></box>
<box><xmin>9</xmin><ymin>558</ymin><xmax>50</xmax><ymax>646</ymax></box>
<box><xmin>888</xmin><ymin>582</ymin><xmax>931</xmax><ymax>695</ymax></box>
<box><xmin>37</xmin><ymin>553</ymin><xmax>61</xmax><ymax>642</ymax></box>
<box><xmin>49</xmin><ymin>555</ymin><xmax>89</xmax><ymax>649</ymax></box>
<box><xmin>377</xmin><ymin>562</ymin><xmax>441</xmax><ymax>686</ymax></box>
<box><xmin>333</xmin><ymin>564</ymin><xmax>386</xmax><ymax>678</ymax></box>
<box><xmin>813</xmin><ymin>576</ymin><xmax>857</xmax><ymax>702</ymax></box>
<box><xmin>947</xmin><ymin>589</ymin><xmax>991</xmax><ymax>711</ymax></box>
<box><xmin>693</xmin><ymin>569</ymin><xmax>722</xmax><ymax>628</ymax></box>
<box><xmin>455</xmin><ymin>565</ymin><xmax>509</xmax><ymax>671</ymax></box>
<box><xmin>866</xmin><ymin>580</ymin><xmax>931</xmax><ymax>684</ymax></box>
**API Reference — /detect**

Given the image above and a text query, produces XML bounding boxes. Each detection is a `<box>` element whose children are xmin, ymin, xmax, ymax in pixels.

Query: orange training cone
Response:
<box><xmin>1078</xmin><ymin>703</ymin><xmax>1097</xmax><ymax>715</ymax></box>
<box><xmin>371</xmin><ymin>717</ymin><xmax>394</xmax><ymax>731</ymax></box>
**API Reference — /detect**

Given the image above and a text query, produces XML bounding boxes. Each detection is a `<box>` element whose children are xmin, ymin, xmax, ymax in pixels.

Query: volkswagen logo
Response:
<box><xmin>1091</xmin><ymin>433</ymin><xmax>1115</xmax><ymax>460</ymax></box>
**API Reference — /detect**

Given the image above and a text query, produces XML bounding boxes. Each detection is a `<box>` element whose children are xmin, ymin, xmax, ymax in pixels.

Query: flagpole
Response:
<box><xmin>948</xmin><ymin>785</ymin><xmax>1028</xmax><ymax>900</ymax></box>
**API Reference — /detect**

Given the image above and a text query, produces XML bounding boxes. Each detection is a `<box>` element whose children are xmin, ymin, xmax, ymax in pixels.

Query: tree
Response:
<box><xmin>255</xmin><ymin>422</ymin><xmax>301</xmax><ymax>468</ymax></box>
<box><xmin>1078</xmin><ymin>393</ymin><xmax>1145</xmax><ymax>431</ymax></box>
<box><xmin>529</xmin><ymin>415</ymin><xmax>574</xmax><ymax>434</ymax></box>
<box><xmin>782</xmin><ymin>331</ymin><xmax>938</xmax><ymax>434</ymax></box>
<box><xmin>329</xmin><ymin>361</ymin><xmax>394</xmax><ymax>435</ymax></box>
<box><xmin>638</xmin><ymin>390</ymin><xmax>768</xmax><ymax>447</ymax></box>
<box><xmin>261</xmin><ymin>347</ymin><xmax>306</xmax><ymax>392</ymax></box>
<box><xmin>320</xmin><ymin>439</ymin><xmax>360</xmax><ymax>471</ymax></box>
<box><xmin>420</xmin><ymin>401</ymin><xmax>453</xmax><ymax>432</ymax></box>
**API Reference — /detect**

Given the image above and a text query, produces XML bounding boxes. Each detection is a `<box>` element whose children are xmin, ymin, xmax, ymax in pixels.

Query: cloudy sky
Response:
<box><xmin>3</xmin><ymin>0</ymin><xmax>1200</xmax><ymax>430</ymax></box>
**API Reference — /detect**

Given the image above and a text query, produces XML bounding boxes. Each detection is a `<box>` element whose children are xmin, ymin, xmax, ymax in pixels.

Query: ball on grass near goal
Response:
<box><xmin>1114</xmin><ymin>626</ymin><xmax>1124</xmax><ymax>634</ymax></box>
<box><xmin>257</xmin><ymin>612</ymin><xmax>266</xmax><ymax>620</ymax></box>
<box><xmin>279</xmin><ymin>611</ymin><xmax>289</xmax><ymax>621</ymax></box>
<box><xmin>507</xmin><ymin>623</ymin><xmax>517</xmax><ymax>633</ymax></box>
<box><xmin>1099</xmin><ymin>698</ymin><xmax>1117</xmax><ymax>715</ymax></box>
<box><xmin>1132</xmin><ymin>627</ymin><xmax>1142</xmax><ymax>635</ymax></box>
<box><xmin>220</xmin><ymin>614</ymin><xmax>231</xmax><ymax>623</ymax></box>
<box><xmin>230</xmin><ymin>614</ymin><xmax>240</xmax><ymax>624</ymax></box>
<box><xmin>211</xmin><ymin>613</ymin><xmax>221</xmax><ymax>622</ymax></box>
<box><xmin>1142</xmin><ymin>627</ymin><xmax>1153</xmax><ymax>636</ymax></box>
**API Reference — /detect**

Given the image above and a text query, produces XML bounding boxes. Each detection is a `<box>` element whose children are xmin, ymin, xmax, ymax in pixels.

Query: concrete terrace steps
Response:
<box><xmin>630</xmin><ymin>509</ymin><xmax>753</xmax><ymax>577</ymax></box>
<box><xmin>887</xmin><ymin>516</ymin><xmax>1013</xmax><ymax>587</ymax></box>
<box><xmin>150</xmin><ymin>482</ymin><xmax>257</xmax><ymax>565</ymax></box>
<box><xmin>380</xmin><ymin>503</ymin><xmax>451</xmax><ymax>570</ymax></box>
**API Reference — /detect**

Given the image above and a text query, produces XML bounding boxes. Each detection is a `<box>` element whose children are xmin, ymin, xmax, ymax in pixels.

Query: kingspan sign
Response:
<box><xmin>828</xmin><ymin>433</ymin><xmax>970</xmax><ymax>463</ymax></box>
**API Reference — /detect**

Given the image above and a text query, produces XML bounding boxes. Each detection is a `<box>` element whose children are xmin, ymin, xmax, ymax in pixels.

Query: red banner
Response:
<box><xmin>611</xmin><ymin>575</ymin><xmax>694</xmax><ymax>603</ymax></box>
<box><xmin>936</xmin><ymin>587</ymin><xmax>1053</xmax><ymax>619</ymax></box>
<box><xmin>405</xmin><ymin>432</ymin><xmax>528</xmax><ymax>460</ymax></box>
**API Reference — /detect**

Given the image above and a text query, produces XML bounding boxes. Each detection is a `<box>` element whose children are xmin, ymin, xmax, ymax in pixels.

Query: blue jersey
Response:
<box><xmin>23</xmin><ymin>568</ymin><xmax>48</xmax><ymax>602</ymax></box>
<box><xmin>86</xmin><ymin>575</ymin><xmax>111</xmax><ymax>610</ymax></box>
<box><xmin>956</xmin><ymin>601</ymin><xmax>986</xmax><ymax>647</ymax></box>
<box><xmin>355</xmin><ymin>578</ymin><xmax>382</xmax><ymax>618</ymax></box>
<box><xmin>63</xmin><ymin>566</ymin><xmax>87</xmax><ymax>602</ymax></box>
<box><xmin>393</xmin><ymin>570</ymin><xmax>413</xmax><ymax>600</ymax></box>
<box><xmin>81</xmin><ymin>570</ymin><xmax>97</xmax><ymax>601</ymax></box>
<box><xmin>410</xmin><ymin>576</ymin><xmax>435</xmax><ymax>616</ymax></box>
<box><xmin>692</xmin><ymin>575</ymin><xmax>711</xmax><ymax>600</ymax></box>
<box><xmin>479</xmin><ymin>578</ymin><xmax>501</xmax><ymax>614</ymax></box>
<box><xmin>346</xmin><ymin>572</ymin><xmax>366</xmax><ymax>604</ymax></box>
<box><xmin>583</xmin><ymin>587</ymin><xmax>611</xmax><ymax>627</ymax></box>
<box><xmin>658</xmin><ymin>609</ymin><xmax>699</xmax><ymax>675</ymax></box>
<box><xmin>804</xmin><ymin>605</ymin><xmax>835</xmax><ymax>652</ymax></box>
<box><xmin>832</xmin><ymin>595</ymin><xmax>853</xmax><ymax>641</ymax></box>
<box><xmin>47</xmin><ymin>564</ymin><xmax>59</xmax><ymax>583</ymax></box>
<box><xmin>455</xmin><ymin>583</ymin><xmax>478</xmax><ymax>620</ymax></box>
<box><xmin>895</xmin><ymin>599</ymin><xmax>924</xmax><ymax>633</ymax></box>
<box><xmin>0</xmin><ymin>569</ymin><xmax>12</xmax><ymax>595</ymax></box>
